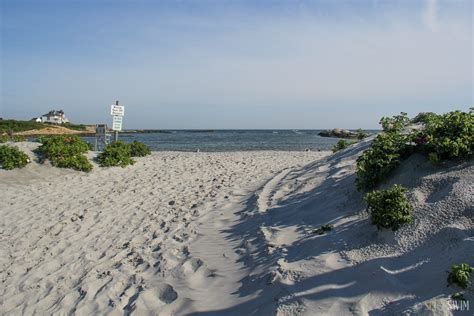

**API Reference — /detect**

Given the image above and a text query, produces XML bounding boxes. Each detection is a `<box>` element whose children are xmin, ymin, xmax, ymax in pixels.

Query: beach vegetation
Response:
<box><xmin>356</xmin><ymin>112</ymin><xmax>413</xmax><ymax>191</ymax></box>
<box><xmin>356</xmin><ymin>129</ymin><xmax>368</xmax><ymax>141</ymax></box>
<box><xmin>380</xmin><ymin>112</ymin><xmax>410</xmax><ymax>133</ymax></box>
<box><xmin>53</xmin><ymin>154</ymin><xmax>93</xmax><ymax>172</ymax></box>
<box><xmin>415</xmin><ymin>110</ymin><xmax>474</xmax><ymax>163</ymax></box>
<box><xmin>356</xmin><ymin>130</ymin><xmax>411</xmax><ymax>191</ymax></box>
<box><xmin>357</xmin><ymin>110</ymin><xmax>473</xmax><ymax>191</ymax></box>
<box><xmin>0</xmin><ymin>145</ymin><xmax>30</xmax><ymax>170</ymax></box>
<box><xmin>0</xmin><ymin>119</ymin><xmax>46</xmax><ymax>133</ymax></box>
<box><xmin>97</xmin><ymin>141</ymin><xmax>135</xmax><ymax>167</ymax></box>
<box><xmin>0</xmin><ymin>135</ymin><xmax>26</xmax><ymax>143</ymax></box>
<box><xmin>313</xmin><ymin>224</ymin><xmax>333</xmax><ymax>235</ymax></box>
<box><xmin>12</xmin><ymin>135</ymin><xmax>26</xmax><ymax>142</ymax></box>
<box><xmin>448</xmin><ymin>263</ymin><xmax>473</xmax><ymax>289</ymax></box>
<box><xmin>364</xmin><ymin>185</ymin><xmax>413</xmax><ymax>231</ymax></box>
<box><xmin>130</xmin><ymin>140</ymin><xmax>151</xmax><ymax>157</ymax></box>
<box><xmin>451</xmin><ymin>293</ymin><xmax>467</xmax><ymax>301</ymax></box>
<box><xmin>36</xmin><ymin>135</ymin><xmax>92</xmax><ymax>172</ymax></box>
<box><xmin>332</xmin><ymin>140</ymin><xmax>354</xmax><ymax>153</ymax></box>
<box><xmin>411</xmin><ymin>112</ymin><xmax>437</xmax><ymax>124</ymax></box>
<box><xmin>61</xmin><ymin>122</ymin><xmax>88</xmax><ymax>131</ymax></box>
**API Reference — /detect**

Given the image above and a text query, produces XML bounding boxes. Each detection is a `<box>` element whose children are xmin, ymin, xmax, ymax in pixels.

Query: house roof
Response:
<box><xmin>42</xmin><ymin>110</ymin><xmax>65</xmax><ymax>117</ymax></box>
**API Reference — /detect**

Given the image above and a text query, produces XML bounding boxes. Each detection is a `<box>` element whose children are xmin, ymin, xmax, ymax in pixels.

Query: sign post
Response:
<box><xmin>110</xmin><ymin>100</ymin><xmax>125</xmax><ymax>142</ymax></box>
<box><xmin>95</xmin><ymin>124</ymin><xmax>110</xmax><ymax>151</ymax></box>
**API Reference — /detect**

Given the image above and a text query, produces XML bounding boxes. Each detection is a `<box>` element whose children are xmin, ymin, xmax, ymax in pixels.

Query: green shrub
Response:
<box><xmin>54</xmin><ymin>155</ymin><xmax>93</xmax><ymax>172</ymax></box>
<box><xmin>451</xmin><ymin>293</ymin><xmax>467</xmax><ymax>301</ymax></box>
<box><xmin>411</xmin><ymin>112</ymin><xmax>437</xmax><ymax>124</ymax></box>
<box><xmin>356</xmin><ymin>112</ymin><xmax>414</xmax><ymax>191</ymax></box>
<box><xmin>0</xmin><ymin>145</ymin><xmax>30</xmax><ymax>170</ymax></box>
<box><xmin>380</xmin><ymin>112</ymin><xmax>410</xmax><ymax>133</ymax></box>
<box><xmin>38</xmin><ymin>135</ymin><xmax>90</xmax><ymax>157</ymax></box>
<box><xmin>313</xmin><ymin>224</ymin><xmax>333</xmax><ymax>235</ymax></box>
<box><xmin>448</xmin><ymin>263</ymin><xmax>473</xmax><ymax>289</ymax></box>
<box><xmin>36</xmin><ymin>135</ymin><xmax>92</xmax><ymax>172</ymax></box>
<box><xmin>97</xmin><ymin>141</ymin><xmax>135</xmax><ymax>167</ymax></box>
<box><xmin>0</xmin><ymin>119</ymin><xmax>46</xmax><ymax>133</ymax></box>
<box><xmin>12</xmin><ymin>135</ymin><xmax>26</xmax><ymax>142</ymax></box>
<box><xmin>130</xmin><ymin>140</ymin><xmax>151</xmax><ymax>157</ymax></box>
<box><xmin>332</xmin><ymin>140</ymin><xmax>353</xmax><ymax>153</ymax></box>
<box><xmin>364</xmin><ymin>185</ymin><xmax>413</xmax><ymax>231</ymax></box>
<box><xmin>62</xmin><ymin>122</ymin><xmax>88</xmax><ymax>131</ymax></box>
<box><xmin>356</xmin><ymin>132</ymin><xmax>411</xmax><ymax>191</ymax></box>
<box><xmin>421</xmin><ymin>110</ymin><xmax>473</xmax><ymax>162</ymax></box>
<box><xmin>0</xmin><ymin>135</ymin><xmax>8</xmax><ymax>143</ymax></box>
<box><xmin>358</xmin><ymin>110</ymin><xmax>472</xmax><ymax>191</ymax></box>
<box><xmin>356</xmin><ymin>129</ymin><xmax>368</xmax><ymax>141</ymax></box>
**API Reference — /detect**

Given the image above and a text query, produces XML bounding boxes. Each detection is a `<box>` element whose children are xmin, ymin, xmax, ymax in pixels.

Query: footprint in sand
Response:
<box><xmin>182</xmin><ymin>257</ymin><xmax>203</xmax><ymax>274</ymax></box>
<box><xmin>135</xmin><ymin>283</ymin><xmax>178</xmax><ymax>310</ymax></box>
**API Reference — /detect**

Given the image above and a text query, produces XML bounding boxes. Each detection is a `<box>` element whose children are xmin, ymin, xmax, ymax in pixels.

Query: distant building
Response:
<box><xmin>38</xmin><ymin>110</ymin><xmax>69</xmax><ymax>124</ymax></box>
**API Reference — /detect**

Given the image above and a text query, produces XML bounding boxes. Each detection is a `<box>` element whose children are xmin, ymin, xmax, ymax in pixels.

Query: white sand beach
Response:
<box><xmin>1</xmin><ymin>141</ymin><xmax>473</xmax><ymax>315</ymax></box>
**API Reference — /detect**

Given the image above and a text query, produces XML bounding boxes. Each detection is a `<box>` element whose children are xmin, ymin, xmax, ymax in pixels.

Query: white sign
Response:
<box><xmin>110</xmin><ymin>105</ymin><xmax>125</xmax><ymax>116</ymax></box>
<box><xmin>112</xmin><ymin>116</ymin><xmax>123</xmax><ymax>131</ymax></box>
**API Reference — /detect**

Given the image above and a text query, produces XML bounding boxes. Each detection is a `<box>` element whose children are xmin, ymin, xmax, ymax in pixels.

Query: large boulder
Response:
<box><xmin>318</xmin><ymin>128</ymin><xmax>358</xmax><ymax>139</ymax></box>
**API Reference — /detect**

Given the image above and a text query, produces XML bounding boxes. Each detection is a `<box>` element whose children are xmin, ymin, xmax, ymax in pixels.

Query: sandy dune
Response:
<box><xmin>13</xmin><ymin>125</ymin><xmax>96</xmax><ymax>136</ymax></box>
<box><xmin>1</xmin><ymin>140</ymin><xmax>473</xmax><ymax>315</ymax></box>
<box><xmin>0</xmin><ymin>143</ymin><xmax>327</xmax><ymax>315</ymax></box>
<box><xmin>211</xmin><ymin>139</ymin><xmax>473</xmax><ymax>315</ymax></box>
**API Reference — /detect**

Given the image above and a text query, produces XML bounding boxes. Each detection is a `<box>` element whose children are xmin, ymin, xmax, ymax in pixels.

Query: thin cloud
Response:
<box><xmin>1</xmin><ymin>1</ymin><xmax>472</xmax><ymax>128</ymax></box>
<box><xmin>423</xmin><ymin>0</ymin><xmax>438</xmax><ymax>31</ymax></box>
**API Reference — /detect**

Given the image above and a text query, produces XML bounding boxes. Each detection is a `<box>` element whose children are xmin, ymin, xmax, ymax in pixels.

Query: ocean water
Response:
<box><xmin>83</xmin><ymin>130</ymin><xmax>373</xmax><ymax>152</ymax></box>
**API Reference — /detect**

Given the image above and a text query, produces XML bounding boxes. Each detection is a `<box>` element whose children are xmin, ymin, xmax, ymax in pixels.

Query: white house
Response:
<box><xmin>40</xmin><ymin>110</ymin><xmax>69</xmax><ymax>124</ymax></box>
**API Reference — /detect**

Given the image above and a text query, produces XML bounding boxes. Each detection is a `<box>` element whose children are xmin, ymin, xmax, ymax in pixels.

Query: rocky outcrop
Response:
<box><xmin>318</xmin><ymin>128</ymin><xmax>358</xmax><ymax>139</ymax></box>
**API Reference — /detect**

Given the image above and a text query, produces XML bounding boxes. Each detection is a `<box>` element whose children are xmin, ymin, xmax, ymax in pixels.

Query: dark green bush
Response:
<box><xmin>364</xmin><ymin>185</ymin><xmax>413</xmax><ymax>231</ymax></box>
<box><xmin>451</xmin><ymin>292</ymin><xmax>467</xmax><ymax>301</ymax></box>
<box><xmin>448</xmin><ymin>263</ymin><xmax>473</xmax><ymax>289</ymax></box>
<box><xmin>421</xmin><ymin>110</ymin><xmax>473</xmax><ymax>162</ymax></box>
<box><xmin>332</xmin><ymin>140</ymin><xmax>353</xmax><ymax>153</ymax></box>
<box><xmin>38</xmin><ymin>135</ymin><xmax>90</xmax><ymax>156</ymax></box>
<box><xmin>36</xmin><ymin>135</ymin><xmax>92</xmax><ymax>172</ymax></box>
<box><xmin>0</xmin><ymin>119</ymin><xmax>46</xmax><ymax>133</ymax></box>
<box><xmin>54</xmin><ymin>154</ymin><xmax>93</xmax><ymax>172</ymax></box>
<box><xmin>0</xmin><ymin>145</ymin><xmax>30</xmax><ymax>170</ymax></box>
<box><xmin>13</xmin><ymin>135</ymin><xmax>26</xmax><ymax>142</ymax></box>
<box><xmin>130</xmin><ymin>140</ymin><xmax>151</xmax><ymax>157</ymax></box>
<box><xmin>358</xmin><ymin>110</ymin><xmax>472</xmax><ymax>191</ymax></box>
<box><xmin>313</xmin><ymin>224</ymin><xmax>333</xmax><ymax>235</ymax></box>
<box><xmin>356</xmin><ymin>129</ymin><xmax>368</xmax><ymax>141</ymax></box>
<box><xmin>97</xmin><ymin>141</ymin><xmax>135</xmax><ymax>167</ymax></box>
<box><xmin>62</xmin><ymin>122</ymin><xmax>87</xmax><ymax>131</ymax></box>
<box><xmin>356</xmin><ymin>132</ymin><xmax>411</xmax><ymax>191</ymax></box>
<box><xmin>356</xmin><ymin>112</ymin><xmax>414</xmax><ymax>191</ymax></box>
<box><xmin>411</xmin><ymin>112</ymin><xmax>437</xmax><ymax>124</ymax></box>
<box><xmin>380</xmin><ymin>112</ymin><xmax>410</xmax><ymax>133</ymax></box>
<box><xmin>0</xmin><ymin>135</ymin><xmax>8</xmax><ymax>143</ymax></box>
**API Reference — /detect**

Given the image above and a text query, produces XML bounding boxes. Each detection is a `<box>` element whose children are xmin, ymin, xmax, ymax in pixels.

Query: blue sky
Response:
<box><xmin>1</xmin><ymin>0</ymin><xmax>472</xmax><ymax>129</ymax></box>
